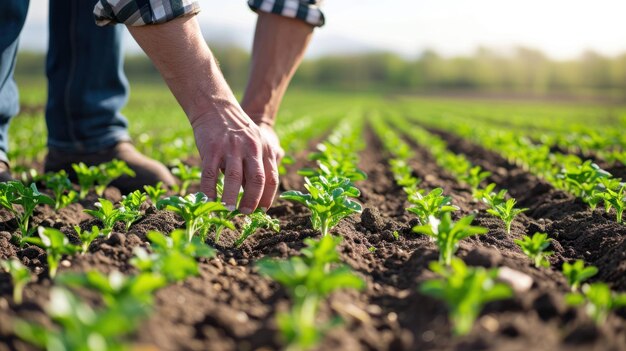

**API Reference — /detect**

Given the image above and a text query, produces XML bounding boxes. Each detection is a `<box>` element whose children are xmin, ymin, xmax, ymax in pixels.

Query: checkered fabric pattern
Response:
<box><xmin>94</xmin><ymin>0</ymin><xmax>324</xmax><ymax>27</ymax></box>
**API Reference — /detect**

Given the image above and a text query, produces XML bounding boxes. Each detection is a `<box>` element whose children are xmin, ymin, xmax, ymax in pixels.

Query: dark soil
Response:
<box><xmin>1</xmin><ymin>126</ymin><xmax>626</xmax><ymax>351</ymax></box>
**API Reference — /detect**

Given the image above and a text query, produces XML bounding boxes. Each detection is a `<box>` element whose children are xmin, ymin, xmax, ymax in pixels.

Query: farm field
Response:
<box><xmin>1</xmin><ymin>80</ymin><xmax>626</xmax><ymax>351</ymax></box>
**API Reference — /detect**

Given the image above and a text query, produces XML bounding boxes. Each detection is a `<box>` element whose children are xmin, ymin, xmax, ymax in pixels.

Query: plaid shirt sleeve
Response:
<box><xmin>93</xmin><ymin>0</ymin><xmax>200</xmax><ymax>26</ymax></box>
<box><xmin>248</xmin><ymin>0</ymin><xmax>325</xmax><ymax>27</ymax></box>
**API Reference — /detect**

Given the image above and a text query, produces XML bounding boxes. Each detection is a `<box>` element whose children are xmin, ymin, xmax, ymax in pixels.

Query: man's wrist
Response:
<box><xmin>248</xmin><ymin>114</ymin><xmax>276</xmax><ymax>128</ymax></box>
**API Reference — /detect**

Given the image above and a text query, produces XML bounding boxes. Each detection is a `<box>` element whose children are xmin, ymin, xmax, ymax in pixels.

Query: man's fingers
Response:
<box><xmin>238</xmin><ymin>156</ymin><xmax>266</xmax><ymax>214</ymax></box>
<box><xmin>257</xmin><ymin>154</ymin><xmax>280</xmax><ymax>210</ymax></box>
<box><xmin>221</xmin><ymin>158</ymin><xmax>244</xmax><ymax>210</ymax></box>
<box><xmin>200</xmin><ymin>156</ymin><xmax>221</xmax><ymax>200</ymax></box>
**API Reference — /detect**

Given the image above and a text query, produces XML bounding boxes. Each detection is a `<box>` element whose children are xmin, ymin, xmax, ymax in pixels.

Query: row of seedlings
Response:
<box><xmin>389</xmin><ymin>111</ymin><xmax>626</xmax><ymax>330</ymax></box>
<box><xmin>369</xmin><ymin>114</ymin><xmax>515</xmax><ymax>335</ymax></box>
<box><xmin>259</xmin><ymin>111</ymin><xmax>368</xmax><ymax>349</ymax></box>
<box><xmin>402</xmin><ymin>109</ymin><xmax>626</xmax><ymax>224</ymax></box>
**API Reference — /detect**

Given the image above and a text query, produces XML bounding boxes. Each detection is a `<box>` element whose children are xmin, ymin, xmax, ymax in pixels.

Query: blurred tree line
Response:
<box><xmin>14</xmin><ymin>46</ymin><xmax>626</xmax><ymax>99</ymax></box>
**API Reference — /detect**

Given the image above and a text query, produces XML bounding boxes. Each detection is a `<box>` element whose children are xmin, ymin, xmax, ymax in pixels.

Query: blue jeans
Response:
<box><xmin>0</xmin><ymin>0</ymin><xmax>130</xmax><ymax>162</ymax></box>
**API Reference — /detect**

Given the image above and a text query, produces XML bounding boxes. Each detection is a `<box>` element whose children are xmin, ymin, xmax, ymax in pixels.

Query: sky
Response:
<box><xmin>19</xmin><ymin>0</ymin><xmax>626</xmax><ymax>59</ymax></box>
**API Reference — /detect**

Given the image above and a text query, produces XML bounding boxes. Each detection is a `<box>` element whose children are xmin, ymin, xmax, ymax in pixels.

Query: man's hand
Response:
<box><xmin>190</xmin><ymin>107</ymin><xmax>279</xmax><ymax>214</ymax></box>
<box><xmin>258</xmin><ymin>123</ymin><xmax>285</xmax><ymax>163</ymax></box>
<box><xmin>127</xmin><ymin>16</ymin><xmax>279</xmax><ymax>214</ymax></box>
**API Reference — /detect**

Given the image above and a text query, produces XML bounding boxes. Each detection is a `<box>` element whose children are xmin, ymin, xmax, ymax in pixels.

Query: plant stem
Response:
<box><xmin>13</xmin><ymin>283</ymin><xmax>24</xmax><ymax>304</ymax></box>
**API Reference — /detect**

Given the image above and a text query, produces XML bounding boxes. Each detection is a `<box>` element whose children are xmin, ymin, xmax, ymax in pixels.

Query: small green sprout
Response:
<box><xmin>486</xmin><ymin>198</ymin><xmax>528</xmax><ymax>234</ymax></box>
<box><xmin>420</xmin><ymin>258</ymin><xmax>512</xmax><ymax>336</ymax></box>
<box><xmin>0</xmin><ymin>258</ymin><xmax>32</xmax><ymax>304</ymax></box>
<box><xmin>234</xmin><ymin>209</ymin><xmax>280</xmax><ymax>247</ymax></box>
<box><xmin>557</xmin><ymin>161</ymin><xmax>611</xmax><ymax>208</ymax></box>
<box><xmin>299</xmin><ymin>142</ymin><xmax>367</xmax><ymax>182</ymax></box>
<box><xmin>281</xmin><ymin>176</ymin><xmax>362</xmax><ymax>237</ymax></box>
<box><xmin>15</xmin><ymin>287</ymin><xmax>146</xmax><ymax>351</ymax></box>
<box><xmin>460</xmin><ymin>166</ymin><xmax>491</xmax><ymax>196</ymax></box>
<box><xmin>565</xmin><ymin>283</ymin><xmax>626</xmax><ymax>325</ymax></box>
<box><xmin>392</xmin><ymin>230</ymin><xmax>400</xmax><ymax>240</ymax></box>
<box><xmin>57</xmin><ymin>270</ymin><xmax>167</xmax><ymax>307</ymax></box>
<box><xmin>71</xmin><ymin>162</ymin><xmax>100</xmax><ymax>199</ymax></box>
<box><xmin>171</xmin><ymin>162</ymin><xmax>201</xmax><ymax>196</ymax></box>
<box><xmin>601</xmin><ymin>183</ymin><xmax>625</xmax><ymax>224</ymax></box>
<box><xmin>131</xmin><ymin>230</ymin><xmax>215</xmax><ymax>282</ymax></box>
<box><xmin>72</xmin><ymin>160</ymin><xmax>135</xmax><ymax>198</ymax></box>
<box><xmin>562</xmin><ymin>260</ymin><xmax>598</xmax><ymax>292</ymax></box>
<box><xmin>0</xmin><ymin>181</ymin><xmax>55</xmax><ymax>242</ymax></box>
<box><xmin>413</xmin><ymin>213</ymin><xmax>488</xmax><ymax>266</ymax></box>
<box><xmin>157</xmin><ymin>193</ymin><xmax>230</xmax><ymax>242</ymax></box>
<box><xmin>74</xmin><ymin>225</ymin><xmax>101</xmax><ymax>254</ymax></box>
<box><xmin>144</xmin><ymin>181</ymin><xmax>167</xmax><ymax>204</ymax></box>
<box><xmin>41</xmin><ymin>170</ymin><xmax>78</xmax><ymax>210</ymax></box>
<box><xmin>257</xmin><ymin>235</ymin><xmax>365</xmax><ymax>349</ymax></box>
<box><xmin>119</xmin><ymin>190</ymin><xmax>147</xmax><ymax>230</ymax></box>
<box><xmin>514</xmin><ymin>232</ymin><xmax>554</xmax><ymax>268</ymax></box>
<box><xmin>477</xmin><ymin>183</ymin><xmax>507</xmax><ymax>207</ymax></box>
<box><xmin>83</xmin><ymin>198</ymin><xmax>126</xmax><ymax>237</ymax></box>
<box><xmin>22</xmin><ymin>227</ymin><xmax>79</xmax><ymax>278</ymax></box>
<box><xmin>407</xmin><ymin>187</ymin><xmax>459</xmax><ymax>225</ymax></box>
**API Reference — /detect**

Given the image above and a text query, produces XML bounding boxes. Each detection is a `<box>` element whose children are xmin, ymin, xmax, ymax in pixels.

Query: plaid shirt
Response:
<box><xmin>94</xmin><ymin>0</ymin><xmax>324</xmax><ymax>27</ymax></box>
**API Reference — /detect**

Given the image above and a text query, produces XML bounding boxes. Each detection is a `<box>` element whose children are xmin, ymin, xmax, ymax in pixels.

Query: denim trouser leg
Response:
<box><xmin>0</xmin><ymin>0</ymin><xmax>29</xmax><ymax>163</ymax></box>
<box><xmin>46</xmin><ymin>0</ymin><xmax>131</xmax><ymax>153</ymax></box>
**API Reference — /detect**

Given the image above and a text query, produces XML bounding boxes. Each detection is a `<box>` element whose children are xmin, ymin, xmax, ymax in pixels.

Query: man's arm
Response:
<box><xmin>240</xmin><ymin>13</ymin><xmax>314</xmax><ymax>178</ymax></box>
<box><xmin>127</xmin><ymin>16</ymin><xmax>278</xmax><ymax>214</ymax></box>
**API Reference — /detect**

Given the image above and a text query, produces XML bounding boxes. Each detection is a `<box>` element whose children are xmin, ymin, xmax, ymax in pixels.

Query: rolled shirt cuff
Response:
<box><xmin>248</xmin><ymin>0</ymin><xmax>325</xmax><ymax>27</ymax></box>
<box><xmin>94</xmin><ymin>0</ymin><xmax>200</xmax><ymax>26</ymax></box>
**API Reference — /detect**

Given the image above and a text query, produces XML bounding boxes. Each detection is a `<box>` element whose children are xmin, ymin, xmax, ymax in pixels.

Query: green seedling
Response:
<box><xmin>421</xmin><ymin>258</ymin><xmax>512</xmax><ymax>336</ymax></box>
<box><xmin>97</xmin><ymin>160</ymin><xmax>136</xmax><ymax>196</ymax></box>
<box><xmin>562</xmin><ymin>260</ymin><xmax>598</xmax><ymax>292</ymax></box>
<box><xmin>558</xmin><ymin>161</ymin><xmax>611</xmax><ymax>208</ymax></box>
<box><xmin>0</xmin><ymin>181</ymin><xmax>55</xmax><ymax>242</ymax></box>
<box><xmin>601</xmin><ymin>183</ymin><xmax>625</xmax><ymax>223</ymax></box>
<box><xmin>119</xmin><ymin>190</ymin><xmax>147</xmax><ymax>230</ymax></box>
<box><xmin>0</xmin><ymin>258</ymin><xmax>32</xmax><ymax>304</ymax></box>
<box><xmin>477</xmin><ymin>183</ymin><xmax>508</xmax><ymax>207</ymax></box>
<box><xmin>157</xmin><ymin>193</ymin><xmax>230</xmax><ymax>242</ymax></box>
<box><xmin>171</xmin><ymin>162</ymin><xmax>201</xmax><ymax>196</ymax></box>
<box><xmin>514</xmin><ymin>232</ymin><xmax>554</xmax><ymax>268</ymax></box>
<box><xmin>281</xmin><ymin>176</ymin><xmax>362</xmax><ymax>237</ymax></box>
<box><xmin>57</xmin><ymin>270</ymin><xmax>167</xmax><ymax>307</ymax></box>
<box><xmin>390</xmin><ymin>159</ymin><xmax>420</xmax><ymax>190</ymax></box>
<box><xmin>84</xmin><ymin>198</ymin><xmax>127</xmax><ymax>237</ymax></box>
<box><xmin>234</xmin><ymin>209</ymin><xmax>280</xmax><ymax>247</ymax></box>
<box><xmin>22</xmin><ymin>227</ymin><xmax>79</xmax><ymax>278</ymax></box>
<box><xmin>486</xmin><ymin>198</ymin><xmax>528</xmax><ymax>234</ymax></box>
<box><xmin>41</xmin><ymin>170</ymin><xmax>78</xmax><ymax>210</ymax></box>
<box><xmin>131</xmin><ymin>230</ymin><xmax>215</xmax><ymax>282</ymax></box>
<box><xmin>257</xmin><ymin>235</ymin><xmax>365</xmax><ymax>349</ymax></box>
<box><xmin>460</xmin><ymin>166</ymin><xmax>491</xmax><ymax>196</ymax></box>
<box><xmin>565</xmin><ymin>283</ymin><xmax>626</xmax><ymax>325</ymax></box>
<box><xmin>74</xmin><ymin>225</ymin><xmax>101</xmax><ymax>254</ymax></box>
<box><xmin>299</xmin><ymin>142</ymin><xmax>367</xmax><ymax>182</ymax></box>
<box><xmin>72</xmin><ymin>160</ymin><xmax>135</xmax><ymax>198</ymax></box>
<box><xmin>15</xmin><ymin>287</ymin><xmax>146</xmax><ymax>351</ymax></box>
<box><xmin>144</xmin><ymin>182</ymin><xmax>167</xmax><ymax>204</ymax></box>
<box><xmin>413</xmin><ymin>213</ymin><xmax>488</xmax><ymax>266</ymax></box>
<box><xmin>407</xmin><ymin>187</ymin><xmax>459</xmax><ymax>225</ymax></box>
<box><xmin>72</xmin><ymin>162</ymin><xmax>101</xmax><ymax>199</ymax></box>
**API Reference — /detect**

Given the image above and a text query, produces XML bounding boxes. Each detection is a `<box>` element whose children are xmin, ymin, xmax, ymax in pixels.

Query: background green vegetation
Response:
<box><xmin>14</xmin><ymin>46</ymin><xmax>626</xmax><ymax>100</ymax></box>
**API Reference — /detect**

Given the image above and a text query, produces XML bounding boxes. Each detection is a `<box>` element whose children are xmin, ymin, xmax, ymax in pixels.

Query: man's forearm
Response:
<box><xmin>127</xmin><ymin>15</ymin><xmax>240</xmax><ymax>123</ymax></box>
<box><xmin>241</xmin><ymin>12</ymin><xmax>314</xmax><ymax>126</ymax></box>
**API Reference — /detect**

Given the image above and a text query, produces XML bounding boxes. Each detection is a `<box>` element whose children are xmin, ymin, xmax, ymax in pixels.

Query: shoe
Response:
<box><xmin>44</xmin><ymin>142</ymin><xmax>176</xmax><ymax>193</ymax></box>
<box><xmin>0</xmin><ymin>161</ymin><xmax>13</xmax><ymax>182</ymax></box>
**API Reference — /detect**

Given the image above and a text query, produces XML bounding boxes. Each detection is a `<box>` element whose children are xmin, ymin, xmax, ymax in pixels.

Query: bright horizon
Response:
<box><xmin>19</xmin><ymin>0</ymin><xmax>626</xmax><ymax>60</ymax></box>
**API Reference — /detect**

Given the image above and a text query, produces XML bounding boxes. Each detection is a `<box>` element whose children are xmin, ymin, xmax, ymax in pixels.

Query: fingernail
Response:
<box><xmin>226</xmin><ymin>205</ymin><xmax>236</xmax><ymax>212</ymax></box>
<box><xmin>239</xmin><ymin>207</ymin><xmax>253</xmax><ymax>215</ymax></box>
<box><xmin>260</xmin><ymin>207</ymin><xmax>267</xmax><ymax>213</ymax></box>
